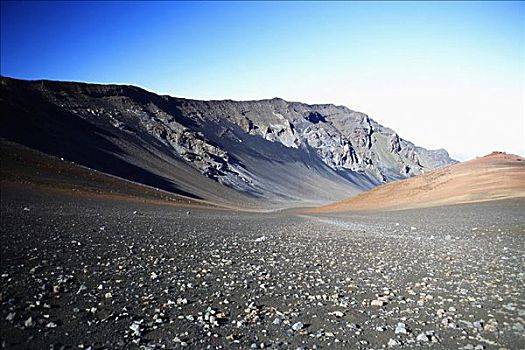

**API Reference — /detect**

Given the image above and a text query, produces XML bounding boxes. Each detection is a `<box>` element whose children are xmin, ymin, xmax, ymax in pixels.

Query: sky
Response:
<box><xmin>1</xmin><ymin>1</ymin><xmax>523</xmax><ymax>160</ymax></box>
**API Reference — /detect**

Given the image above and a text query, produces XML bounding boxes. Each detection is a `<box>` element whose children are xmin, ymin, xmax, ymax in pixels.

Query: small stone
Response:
<box><xmin>46</xmin><ymin>322</ymin><xmax>57</xmax><ymax>328</ymax></box>
<box><xmin>473</xmin><ymin>320</ymin><xmax>484</xmax><ymax>329</ymax></box>
<box><xmin>24</xmin><ymin>317</ymin><xmax>34</xmax><ymax>327</ymax></box>
<box><xmin>416</xmin><ymin>333</ymin><xmax>429</xmax><ymax>342</ymax></box>
<box><xmin>388</xmin><ymin>338</ymin><xmax>400</xmax><ymax>347</ymax></box>
<box><xmin>441</xmin><ymin>317</ymin><xmax>453</xmax><ymax>326</ymax></box>
<box><xmin>395</xmin><ymin>323</ymin><xmax>408</xmax><ymax>334</ymax></box>
<box><xmin>209</xmin><ymin>315</ymin><xmax>217</xmax><ymax>325</ymax></box>
<box><xmin>176</xmin><ymin>297</ymin><xmax>188</xmax><ymax>305</ymax></box>
<box><xmin>371</xmin><ymin>299</ymin><xmax>386</xmax><ymax>307</ymax></box>
<box><xmin>291</xmin><ymin>322</ymin><xmax>304</xmax><ymax>331</ymax></box>
<box><xmin>76</xmin><ymin>284</ymin><xmax>87</xmax><ymax>294</ymax></box>
<box><xmin>129</xmin><ymin>322</ymin><xmax>140</xmax><ymax>335</ymax></box>
<box><xmin>483</xmin><ymin>323</ymin><xmax>497</xmax><ymax>332</ymax></box>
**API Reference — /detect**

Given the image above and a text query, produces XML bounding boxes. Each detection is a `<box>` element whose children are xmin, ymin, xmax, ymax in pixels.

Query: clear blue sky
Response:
<box><xmin>1</xmin><ymin>1</ymin><xmax>523</xmax><ymax>159</ymax></box>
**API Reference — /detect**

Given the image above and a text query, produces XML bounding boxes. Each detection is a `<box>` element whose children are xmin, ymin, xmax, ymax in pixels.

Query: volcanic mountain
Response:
<box><xmin>0</xmin><ymin>76</ymin><xmax>456</xmax><ymax>208</ymax></box>
<box><xmin>312</xmin><ymin>152</ymin><xmax>525</xmax><ymax>212</ymax></box>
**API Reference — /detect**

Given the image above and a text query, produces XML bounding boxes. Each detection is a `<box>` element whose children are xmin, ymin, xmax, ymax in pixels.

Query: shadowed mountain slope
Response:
<box><xmin>1</xmin><ymin>140</ymin><xmax>220</xmax><ymax>209</ymax></box>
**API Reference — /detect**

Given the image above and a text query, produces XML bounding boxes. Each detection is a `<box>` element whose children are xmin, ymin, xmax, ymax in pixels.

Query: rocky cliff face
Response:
<box><xmin>181</xmin><ymin>98</ymin><xmax>456</xmax><ymax>182</ymax></box>
<box><xmin>0</xmin><ymin>77</ymin><xmax>456</xmax><ymax>206</ymax></box>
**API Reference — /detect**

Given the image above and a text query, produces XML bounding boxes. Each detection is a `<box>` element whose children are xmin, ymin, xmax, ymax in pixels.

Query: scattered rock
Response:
<box><xmin>24</xmin><ymin>317</ymin><xmax>34</xmax><ymax>328</ymax></box>
<box><xmin>291</xmin><ymin>322</ymin><xmax>304</xmax><ymax>331</ymax></box>
<box><xmin>416</xmin><ymin>333</ymin><xmax>430</xmax><ymax>342</ymax></box>
<box><xmin>388</xmin><ymin>338</ymin><xmax>400</xmax><ymax>347</ymax></box>
<box><xmin>395</xmin><ymin>323</ymin><xmax>408</xmax><ymax>334</ymax></box>
<box><xmin>371</xmin><ymin>299</ymin><xmax>386</xmax><ymax>307</ymax></box>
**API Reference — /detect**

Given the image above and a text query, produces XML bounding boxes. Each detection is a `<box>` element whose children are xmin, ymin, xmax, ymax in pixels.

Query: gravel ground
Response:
<box><xmin>1</xmin><ymin>189</ymin><xmax>524</xmax><ymax>349</ymax></box>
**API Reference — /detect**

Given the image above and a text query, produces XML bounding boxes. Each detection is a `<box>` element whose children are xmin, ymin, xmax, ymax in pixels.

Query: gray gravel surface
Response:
<box><xmin>1</xmin><ymin>190</ymin><xmax>524</xmax><ymax>349</ymax></box>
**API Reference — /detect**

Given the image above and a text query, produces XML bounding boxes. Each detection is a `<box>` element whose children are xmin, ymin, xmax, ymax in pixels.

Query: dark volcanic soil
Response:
<box><xmin>1</xmin><ymin>187</ymin><xmax>524</xmax><ymax>349</ymax></box>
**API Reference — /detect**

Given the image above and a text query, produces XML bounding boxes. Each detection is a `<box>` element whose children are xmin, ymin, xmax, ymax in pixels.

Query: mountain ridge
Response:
<box><xmin>0</xmin><ymin>76</ymin><xmax>456</xmax><ymax>208</ymax></box>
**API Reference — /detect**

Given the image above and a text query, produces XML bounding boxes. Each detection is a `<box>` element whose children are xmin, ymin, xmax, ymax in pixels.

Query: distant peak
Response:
<box><xmin>476</xmin><ymin>151</ymin><xmax>524</xmax><ymax>162</ymax></box>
